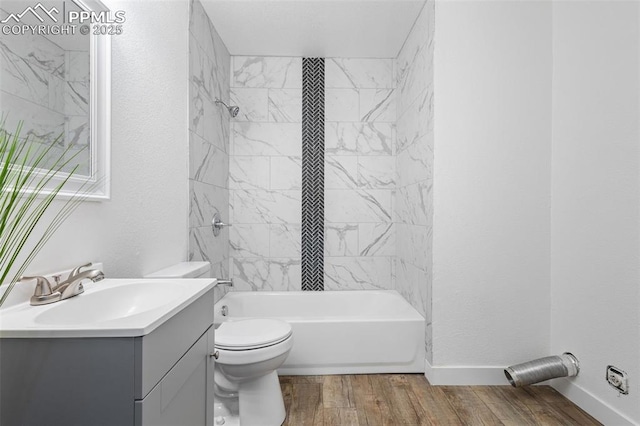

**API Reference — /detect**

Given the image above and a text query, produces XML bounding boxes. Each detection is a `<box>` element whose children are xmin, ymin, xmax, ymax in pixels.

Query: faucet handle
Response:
<box><xmin>20</xmin><ymin>276</ymin><xmax>60</xmax><ymax>305</ymax></box>
<box><xmin>69</xmin><ymin>262</ymin><xmax>93</xmax><ymax>278</ymax></box>
<box><xmin>21</xmin><ymin>276</ymin><xmax>53</xmax><ymax>296</ymax></box>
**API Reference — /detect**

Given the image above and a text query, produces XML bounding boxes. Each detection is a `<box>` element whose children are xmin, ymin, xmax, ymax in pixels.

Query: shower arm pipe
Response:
<box><xmin>214</xmin><ymin>98</ymin><xmax>240</xmax><ymax>117</ymax></box>
<box><xmin>214</xmin><ymin>98</ymin><xmax>230</xmax><ymax>108</ymax></box>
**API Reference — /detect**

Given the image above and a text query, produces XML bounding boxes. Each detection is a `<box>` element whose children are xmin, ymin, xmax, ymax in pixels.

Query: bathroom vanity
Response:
<box><xmin>0</xmin><ymin>279</ymin><xmax>215</xmax><ymax>426</ymax></box>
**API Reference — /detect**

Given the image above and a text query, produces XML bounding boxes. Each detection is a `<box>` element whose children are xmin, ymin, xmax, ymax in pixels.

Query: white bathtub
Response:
<box><xmin>213</xmin><ymin>290</ymin><xmax>425</xmax><ymax>375</ymax></box>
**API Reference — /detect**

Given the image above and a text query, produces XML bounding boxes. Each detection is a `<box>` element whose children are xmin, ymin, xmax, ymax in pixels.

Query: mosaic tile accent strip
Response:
<box><xmin>301</xmin><ymin>58</ymin><xmax>325</xmax><ymax>291</ymax></box>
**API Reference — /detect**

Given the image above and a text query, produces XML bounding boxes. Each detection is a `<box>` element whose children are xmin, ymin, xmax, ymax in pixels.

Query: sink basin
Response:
<box><xmin>35</xmin><ymin>282</ymin><xmax>185</xmax><ymax>325</ymax></box>
<box><xmin>0</xmin><ymin>278</ymin><xmax>215</xmax><ymax>338</ymax></box>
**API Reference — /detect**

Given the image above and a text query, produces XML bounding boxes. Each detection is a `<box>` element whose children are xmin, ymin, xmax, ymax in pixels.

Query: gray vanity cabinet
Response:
<box><xmin>0</xmin><ymin>289</ymin><xmax>215</xmax><ymax>426</ymax></box>
<box><xmin>135</xmin><ymin>325</ymin><xmax>215</xmax><ymax>426</ymax></box>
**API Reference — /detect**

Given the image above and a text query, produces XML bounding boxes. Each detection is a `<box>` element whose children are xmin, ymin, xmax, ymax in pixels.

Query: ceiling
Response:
<box><xmin>201</xmin><ymin>0</ymin><xmax>427</xmax><ymax>58</ymax></box>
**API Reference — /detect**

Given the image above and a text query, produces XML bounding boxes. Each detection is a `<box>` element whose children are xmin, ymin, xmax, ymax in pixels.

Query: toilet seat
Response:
<box><xmin>216</xmin><ymin>319</ymin><xmax>292</xmax><ymax>351</ymax></box>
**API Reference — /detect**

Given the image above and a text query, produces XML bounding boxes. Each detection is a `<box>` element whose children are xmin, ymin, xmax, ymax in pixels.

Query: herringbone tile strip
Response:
<box><xmin>301</xmin><ymin>58</ymin><xmax>325</xmax><ymax>291</ymax></box>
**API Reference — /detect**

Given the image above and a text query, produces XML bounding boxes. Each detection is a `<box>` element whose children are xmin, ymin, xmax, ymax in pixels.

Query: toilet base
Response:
<box><xmin>214</xmin><ymin>397</ymin><xmax>239</xmax><ymax>426</ymax></box>
<box><xmin>239</xmin><ymin>371</ymin><xmax>286</xmax><ymax>426</ymax></box>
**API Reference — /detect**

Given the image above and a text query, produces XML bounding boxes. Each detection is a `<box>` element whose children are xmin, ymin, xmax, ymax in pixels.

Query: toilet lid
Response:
<box><xmin>216</xmin><ymin>319</ymin><xmax>292</xmax><ymax>350</ymax></box>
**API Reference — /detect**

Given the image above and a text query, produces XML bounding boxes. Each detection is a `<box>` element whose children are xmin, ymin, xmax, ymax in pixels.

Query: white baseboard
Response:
<box><xmin>424</xmin><ymin>359</ymin><xmax>508</xmax><ymax>385</ymax></box>
<box><xmin>550</xmin><ymin>378</ymin><xmax>637</xmax><ymax>426</ymax></box>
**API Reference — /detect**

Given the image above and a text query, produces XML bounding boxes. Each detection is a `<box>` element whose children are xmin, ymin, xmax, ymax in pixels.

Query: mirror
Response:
<box><xmin>0</xmin><ymin>0</ymin><xmax>110</xmax><ymax>199</ymax></box>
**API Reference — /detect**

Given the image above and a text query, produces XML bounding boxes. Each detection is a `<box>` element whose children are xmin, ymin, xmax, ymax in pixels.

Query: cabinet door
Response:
<box><xmin>136</xmin><ymin>328</ymin><xmax>210</xmax><ymax>426</ymax></box>
<box><xmin>206</xmin><ymin>326</ymin><xmax>215</xmax><ymax>426</ymax></box>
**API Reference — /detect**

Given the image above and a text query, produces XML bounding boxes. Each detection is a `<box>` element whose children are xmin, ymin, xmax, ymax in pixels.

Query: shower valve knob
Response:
<box><xmin>212</xmin><ymin>212</ymin><xmax>231</xmax><ymax>237</ymax></box>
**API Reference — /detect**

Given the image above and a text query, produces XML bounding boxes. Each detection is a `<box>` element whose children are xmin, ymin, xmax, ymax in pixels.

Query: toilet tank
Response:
<box><xmin>145</xmin><ymin>262</ymin><xmax>211</xmax><ymax>279</ymax></box>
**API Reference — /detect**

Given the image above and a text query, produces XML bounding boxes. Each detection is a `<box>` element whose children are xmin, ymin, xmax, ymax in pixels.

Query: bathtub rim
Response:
<box><xmin>214</xmin><ymin>289</ymin><xmax>425</xmax><ymax>321</ymax></box>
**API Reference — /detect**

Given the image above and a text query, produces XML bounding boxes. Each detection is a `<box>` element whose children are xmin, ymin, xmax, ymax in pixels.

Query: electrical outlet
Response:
<box><xmin>606</xmin><ymin>365</ymin><xmax>629</xmax><ymax>395</ymax></box>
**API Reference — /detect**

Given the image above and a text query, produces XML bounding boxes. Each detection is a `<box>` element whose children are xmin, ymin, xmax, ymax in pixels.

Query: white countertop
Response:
<box><xmin>0</xmin><ymin>278</ymin><xmax>215</xmax><ymax>338</ymax></box>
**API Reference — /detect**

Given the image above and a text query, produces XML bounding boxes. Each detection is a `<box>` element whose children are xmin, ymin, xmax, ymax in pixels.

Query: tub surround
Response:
<box><xmin>229</xmin><ymin>56</ymin><xmax>304</xmax><ymax>292</ymax></box>
<box><xmin>229</xmin><ymin>56</ymin><xmax>399</xmax><ymax>293</ymax></box>
<box><xmin>188</xmin><ymin>0</ymin><xmax>231</xmax><ymax>295</ymax></box>
<box><xmin>226</xmin><ymin>11</ymin><xmax>431</xmax><ymax>305</ymax></box>
<box><xmin>394</xmin><ymin>0</ymin><xmax>434</xmax><ymax>359</ymax></box>
<box><xmin>324</xmin><ymin>58</ymin><xmax>397</xmax><ymax>292</ymax></box>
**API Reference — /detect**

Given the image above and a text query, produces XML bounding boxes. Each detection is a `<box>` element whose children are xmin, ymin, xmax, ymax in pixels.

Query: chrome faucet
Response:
<box><xmin>21</xmin><ymin>262</ymin><xmax>104</xmax><ymax>306</ymax></box>
<box><xmin>20</xmin><ymin>275</ymin><xmax>60</xmax><ymax>306</ymax></box>
<box><xmin>53</xmin><ymin>264</ymin><xmax>105</xmax><ymax>300</ymax></box>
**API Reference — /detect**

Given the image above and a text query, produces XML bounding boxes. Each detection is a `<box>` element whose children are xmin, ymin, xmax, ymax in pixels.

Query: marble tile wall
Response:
<box><xmin>229</xmin><ymin>56</ymin><xmax>399</xmax><ymax>292</ymax></box>
<box><xmin>188</xmin><ymin>0</ymin><xmax>231</xmax><ymax>301</ymax></box>
<box><xmin>0</xmin><ymin>30</ymin><xmax>64</xmax><ymax>142</ymax></box>
<box><xmin>63</xmin><ymin>50</ymin><xmax>90</xmax><ymax>174</ymax></box>
<box><xmin>227</xmin><ymin>6</ymin><xmax>432</xmax><ymax>303</ymax></box>
<box><xmin>0</xmin><ymin>24</ymin><xmax>89</xmax><ymax>170</ymax></box>
<box><xmin>229</xmin><ymin>56</ymin><xmax>303</xmax><ymax>291</ymax></box>
<box><xmin>394</xmin><ymin>0</ymin><xmax>435</xmax><ymax>362</ymax></box>
<box><xmin>324</xmin><ymin>58</ymin><xmax>397</xmax><ymax>291</ymax></box>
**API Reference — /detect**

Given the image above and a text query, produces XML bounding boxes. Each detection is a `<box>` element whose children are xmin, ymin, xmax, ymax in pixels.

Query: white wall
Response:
<box><xmin>550</xmin><ymin>2</ymin><xmax>640</xmax><ymax>424</ymax></box>
<box><xmin>22</xmin><ymin>0</ymin><xmax>190</xmax><ymax>279</ymax></box>
<box><xmin>432</xmin><ymin>1</ymin><xmax>639</xmax><ymax>422</ymax></box>
<box><xmin>432</xmin><ymin>0</ymin><xmax>552</xmax><ymax>371</ymax></box>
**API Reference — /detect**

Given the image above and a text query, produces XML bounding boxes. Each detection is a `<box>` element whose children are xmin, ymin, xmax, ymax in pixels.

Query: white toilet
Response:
<box><xmin>215</xmin><ymin>318</ymin><xmax>293</xmax><ymax>426</ymax></box>
<box><xmin>145</xmin><ymin>261</ymin><xmax>212</xmax><ymax>279</ymax></box>
<box><xmin>145</xmin><ymin>262</ymin><xmax>293</xmax><ymax>426</ymax></box>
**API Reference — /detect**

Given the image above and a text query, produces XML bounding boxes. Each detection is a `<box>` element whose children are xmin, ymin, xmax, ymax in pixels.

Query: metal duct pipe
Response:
<box><xmin>504</xmin><ymin>353</ymin><xmax>579</xmax><ymax>387</ymax></box>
